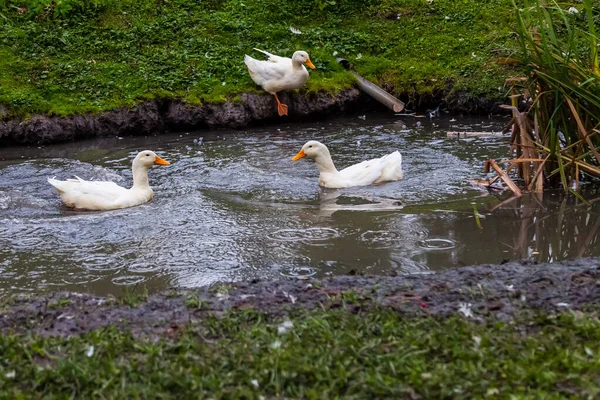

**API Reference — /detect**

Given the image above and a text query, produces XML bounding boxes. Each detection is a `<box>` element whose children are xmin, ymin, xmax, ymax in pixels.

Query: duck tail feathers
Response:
<box><xmin>253</xmin><ymin>48</ymin><xmax>272</xmax><ymax>57</ymax></box>
<box><xmin>244</xmin><ymin>54</ymin><xmax>254</xmax><ymax>66</ymax></box>
<box><xmin>47</xmin><ymin>177</ymin><xmax>65</xmax><ymax>192</ymax></box>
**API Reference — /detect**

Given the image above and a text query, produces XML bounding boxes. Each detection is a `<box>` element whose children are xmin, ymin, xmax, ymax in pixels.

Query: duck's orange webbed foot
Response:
<box><xmin>274</xmin><ymin>94</ymin><xmax>288</xmax><ymax>116</ymax></box>
<box><xmin>278</xmin><ymin>103</ymin><xmax>288</xmax><ymax>116</ymax></box>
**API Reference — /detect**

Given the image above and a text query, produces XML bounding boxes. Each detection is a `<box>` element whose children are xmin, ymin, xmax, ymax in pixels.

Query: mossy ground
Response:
<box><xmin>0</xmin><ymin>308</ymin><xmax>599</xmax><ymax>398</ymax></box>
<box><xmin>0</xmin><ymin>0</ymin><xmax>521</xmax><ymax>118</ymax></box>
<box><xmin>1</xmin><ymin>261</ymin><xmax>600</xmax><ymax>397</ymax></box>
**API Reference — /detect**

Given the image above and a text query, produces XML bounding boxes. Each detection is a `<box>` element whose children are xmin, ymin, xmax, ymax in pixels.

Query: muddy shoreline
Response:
<box><xmin>0</xmin><ymin>89</ymin><xmax>503</xmax><ymax>146</ymax></box>
<box><xmin>1</xmin><ymin>258</ymin><xmax>598</xmax><ymax>338</ymax></box>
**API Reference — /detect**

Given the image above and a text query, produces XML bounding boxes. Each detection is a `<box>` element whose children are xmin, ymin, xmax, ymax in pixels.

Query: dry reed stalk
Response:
<box><xmin>484</xmin><ymin>159</ymin><xmax>523</xmax><ymax>196</ymax></box>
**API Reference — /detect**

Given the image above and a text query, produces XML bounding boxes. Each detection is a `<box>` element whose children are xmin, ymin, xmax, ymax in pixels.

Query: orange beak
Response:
<box><xmin>305</xmin><ymin>59</ymin><xmax>316</xmax><ymax>69</ymax></box>
<box><xmin>292</xmin><ymin>149</ymin><xmax>306</xmax><ymax>161</ymax></box>
<box><xmin>154</xmin><ymin>155</ymin><xmax>170</xmax><ymax>165</ymax></box>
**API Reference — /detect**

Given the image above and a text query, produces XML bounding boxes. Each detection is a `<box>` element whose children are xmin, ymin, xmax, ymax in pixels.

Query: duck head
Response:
<box><xmin>291</xmin><ymin>140</ymin><xmax>330</xmax><ymax>161</ymax></box>
<box><xmin>292</xmin><ymin>51</ymin><xmax>316</xmax><ymax>69</ymax></box>
<box><xmin>133</xmin><ymin>150</ymin><xmax>170</xmax><ymax>168</ymax></box>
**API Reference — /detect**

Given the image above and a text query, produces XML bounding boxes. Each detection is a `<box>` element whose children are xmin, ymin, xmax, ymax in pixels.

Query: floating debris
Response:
<box><xmin>289</xmin><ymin>26</ymin><xmax>302</xmax><ymax>34</ymax></box>
<box><xmin>427</xmin><ymin>106</ymin><xmax>439</xmax><ymax>119</ymax></box>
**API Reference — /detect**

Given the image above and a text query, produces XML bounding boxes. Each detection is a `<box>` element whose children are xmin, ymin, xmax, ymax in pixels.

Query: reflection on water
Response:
<box><xmin>0</xmin><ymin>114</ymin><xmax>599</xmax><ymax>296</ymax></box>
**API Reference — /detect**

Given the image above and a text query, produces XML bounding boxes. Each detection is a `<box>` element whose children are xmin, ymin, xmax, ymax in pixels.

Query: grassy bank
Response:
<box><xmin>0</xmin><ymin>308</ymin><xmax>599</xmax><ymax>398</ymax></box>
<box><xmin>0</xmin><ymin>0</ymin><xmax>522</xmax><ymax>118</ymax></box>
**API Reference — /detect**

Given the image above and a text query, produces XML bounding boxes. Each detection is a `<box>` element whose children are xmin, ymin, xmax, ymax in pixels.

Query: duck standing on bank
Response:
<box><xmin>48</xmin><ymin>150</ymin><xmax>170</xmax><ymax>211</ymax></box>
<box><xmin>244</xmin><ymin>48</ymin><xmax>316</xmax><ymax>116</ymax></box>
<box><xmin>291</xmin><ymin>141</ymin><xmax>403</xmax><ymax>188</ymax></box>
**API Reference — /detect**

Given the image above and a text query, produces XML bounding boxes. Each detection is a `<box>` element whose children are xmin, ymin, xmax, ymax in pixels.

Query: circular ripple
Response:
<box><xmin>78</xmin><ymin>253</ymin><xmax>123</xmax><ymax>271</ymax></box>
<box><xmin>359</xmin><ymin>230</ymin><xmax>402</xmax><ymax>249</ymax></box>
<box><xmin>267</xmin><ymin>229</ymin><xmax>305</xmax><ymax>242</ymax></box>
<box><xmin>268</xmin><ymin>227</ymin><xmax>340</xmax><ymax>244</ymax></box>
<box><xmin>61</xmin><ymin>275</ymin><xmax>104</xmax><ymax>285</ymax></box>
<box><xmin>111</xmin><ymin>275</ymin><xmax>146</xmax><ymax>286</ymax></box>
<box><xmin>128</xmin><ymin>262</ymin><xmax>161</xmax><ymax>273</ymax></box>
<box><xmin>279</xmin><ymin>266</ymin><xmax>317</xmax><ymax>278</ymax></box>
<box><xmin>416</xmin><ymin>238</ymin><xmax>456</xmax><ymax>251</ymax></box>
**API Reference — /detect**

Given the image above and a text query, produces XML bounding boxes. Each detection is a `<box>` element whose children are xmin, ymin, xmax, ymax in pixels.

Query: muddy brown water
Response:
<box><xmin>1</xmin><ymin>114</ymin><xmax>599</xmax><ymax>296</ymax></box>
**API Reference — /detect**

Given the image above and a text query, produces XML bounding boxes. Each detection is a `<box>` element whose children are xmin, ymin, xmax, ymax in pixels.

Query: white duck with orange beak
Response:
<box><xmin>292</xmin><ymin>141</ymin><xmax>403</xmax><ymax>188</ymax></box>
<box><xmin>244</xmin><ymin>48</ymin><xmax>316</xmax><ymax>116</ymax></box>
<box><xmin>48</xmin><ymin>150</ymin><xmax>170</xmax><ymax>211</ymax></box>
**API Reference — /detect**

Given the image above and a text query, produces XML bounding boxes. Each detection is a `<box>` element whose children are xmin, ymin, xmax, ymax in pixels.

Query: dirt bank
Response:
<box><xmin>0</xmin><ymin>89</ymin><xmax>503</xmax><ymax>146</ymax></box>
<box><xmin>1</xmin><ymin>258</ymin><xmax>598</xmax><ymax>338</ymax></box>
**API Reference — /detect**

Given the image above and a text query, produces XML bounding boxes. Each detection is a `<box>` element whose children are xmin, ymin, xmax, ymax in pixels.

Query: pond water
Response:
<box><xmin>1</xmin><ymin>114</ymin><xmax>599</xmax><ymax>296</ymax></box>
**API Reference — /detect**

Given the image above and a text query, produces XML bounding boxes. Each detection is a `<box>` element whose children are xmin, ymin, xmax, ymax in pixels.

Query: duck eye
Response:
<box><xmin>308</xmin><ymin>145</ymin><xmax>312</xmax><ymax>148</ymax></box>
<box><xmin>146</xmin><ymin>154</ymin><xmax>150</xmax><ymax>156</ymax></box>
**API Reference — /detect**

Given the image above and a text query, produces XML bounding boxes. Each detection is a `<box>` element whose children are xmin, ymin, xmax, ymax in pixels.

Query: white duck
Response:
<box><xmin>291</xmin><ymin>141</ymin><xmax>403</xmax><ymax>188</ymax></box>
<box><xmin>244</xmin><ymin>48</ymin><xmax>316</xmax><ymax>116</ymax></box>
<box><xmin>48</xmin><ymin>150</ymin><xmax>170</xmax><ymax>211</ymax></box>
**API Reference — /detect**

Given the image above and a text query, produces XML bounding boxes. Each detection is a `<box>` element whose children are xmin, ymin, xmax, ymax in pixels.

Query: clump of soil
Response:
<box><xmin>0</xmin><ymin>90</ymin><xmax>361</xmax><ymax>146</ymax></box>
<box><xmin>1</xmin><ymin>258</ymin><xmax>598</xmax><ymax>338</ymax></box>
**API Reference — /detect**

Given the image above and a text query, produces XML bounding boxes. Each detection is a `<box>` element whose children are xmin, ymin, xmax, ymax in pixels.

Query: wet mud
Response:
<box><xmin>1</xmin><ymin>258</ymin><xmax>598</xmax><ymax>338</ymax></box>
<box><xmin>0</xmin><ymin>88</ymin><xmax>502</xmax><ymax>146</ymax></box>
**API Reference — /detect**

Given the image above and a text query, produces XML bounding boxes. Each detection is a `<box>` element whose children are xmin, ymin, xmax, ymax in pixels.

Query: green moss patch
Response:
<box><xmin>0</xmin><ymin>0</ymin><xmax>519</xmax><ymax>117</ymax></box>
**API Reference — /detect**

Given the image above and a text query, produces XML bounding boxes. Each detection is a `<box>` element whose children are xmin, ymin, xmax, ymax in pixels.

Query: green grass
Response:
<box><xmin>0</xmin><ymin>0</ymin><xmax>522</xmax><ymax>117</ymax></box>
<box><xmin>0</xmin><ymin>308</ymin><xmax>599</xmax><ymax>398</ymax></box>
<box><xmin>48</xmin><ymin>296</ymin><xmax>70</xmax><ymax>309</ymax></box>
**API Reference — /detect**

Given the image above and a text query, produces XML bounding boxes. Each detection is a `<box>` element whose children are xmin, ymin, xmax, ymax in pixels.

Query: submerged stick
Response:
<box><xmin>472</xmin><ymin>203</ymin><xmax>483</xmax><ymax>230</ymax></box>
<box><xmin>447</xmin><ymin>131</ymin><xmax>503</xmax><ymax>137</ymax></box>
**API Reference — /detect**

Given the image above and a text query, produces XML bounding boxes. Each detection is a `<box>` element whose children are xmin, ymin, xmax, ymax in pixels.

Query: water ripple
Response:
<box><xmin>416</xmin><ymin>238</ymin><xmax>457</xmax><ymax>251</ymax></box>
<box><xmin>112</xmin><ymin>275</ymin><xmax>146</xmax><ymax>286</ymax></box>
<box><xmin>0</xmin><ymin>115</ymin><xmax>527</xmax><ymax>295</ymax></box>
<box><xmin>278</xmin><ymin>265</ymin><xmax>317</xmax><ymax>278</ymax></box>
<box><xmin>268</xmin><ymin>227</ymin><xmax>341</xmax><ymax>244</ymax></box>
<box><xmin>359</xmin><ymin>230</ymin><xmax>402</xmax><ymax>249</ymax></box>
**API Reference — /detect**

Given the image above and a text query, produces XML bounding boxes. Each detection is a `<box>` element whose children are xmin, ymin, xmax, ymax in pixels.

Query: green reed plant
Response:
<box><xmin>506</xmin><ymin>0</ymin><xmax>600</xmax><ymax>194</ymax></box>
